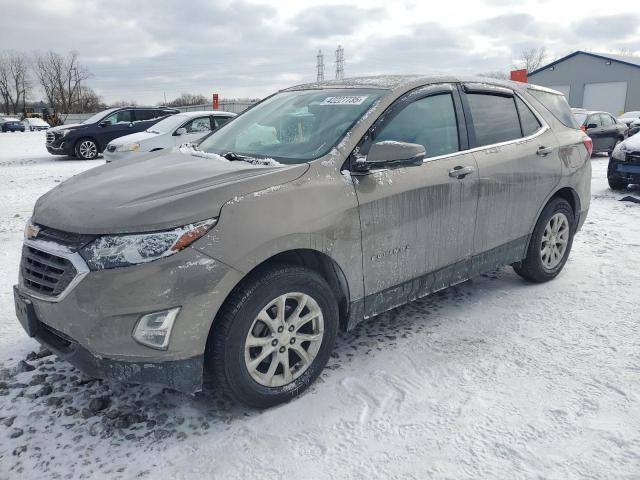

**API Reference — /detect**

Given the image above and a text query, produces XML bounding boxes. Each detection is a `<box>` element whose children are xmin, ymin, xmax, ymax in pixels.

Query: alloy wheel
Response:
<box><xmin>244</xmin><ymin>292</ymin><xmax>324</xmax><ymax>387</ymax></box>
<box><xmin>79</xmin><ymin>140</ymin><xmax>97</xmax><ymax>159</ymax></box>
<box><xmin>540</xmin><ymin>212</ymin><xmax>569</xmax><ymax>270</ymax></box>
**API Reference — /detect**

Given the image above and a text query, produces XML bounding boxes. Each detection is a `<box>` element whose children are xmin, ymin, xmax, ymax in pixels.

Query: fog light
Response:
<box><xmin>133</xmin><ymin>307</ymin><xmax>180</xmax><ymax>350</ymax></box>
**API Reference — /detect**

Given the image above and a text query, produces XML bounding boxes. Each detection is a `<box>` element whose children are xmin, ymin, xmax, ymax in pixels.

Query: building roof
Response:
<box><xmin>530</xmin><ymin>50</ymin><xmax>640</xmax><ymax>76</ymax></box>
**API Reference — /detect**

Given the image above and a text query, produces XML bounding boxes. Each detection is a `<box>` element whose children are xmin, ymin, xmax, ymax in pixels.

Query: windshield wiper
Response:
<box><xmin>223</xmin><ymin>151</ymin><xmax>247</xmax><ymax>161</ymax></box>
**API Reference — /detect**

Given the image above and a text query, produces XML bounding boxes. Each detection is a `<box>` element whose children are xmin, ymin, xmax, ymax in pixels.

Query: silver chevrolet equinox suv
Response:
<box><xmin>14</xmin><ymin>76</ymin><xmax>592</xmax><ymax>407</ymax></box>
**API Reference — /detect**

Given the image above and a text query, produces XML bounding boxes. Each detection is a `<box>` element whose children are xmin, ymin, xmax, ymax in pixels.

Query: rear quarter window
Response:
<box><xmin>528</xmin><ymin>89</ymin><xmax>578</xmax><ymax>128</ymax></box>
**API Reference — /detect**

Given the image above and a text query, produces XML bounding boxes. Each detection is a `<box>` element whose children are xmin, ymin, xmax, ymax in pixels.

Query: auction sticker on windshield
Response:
<box><xmin>321</xmin><ymin>96</ymin><xmax>369</xmax><ymax>105</ymax></box>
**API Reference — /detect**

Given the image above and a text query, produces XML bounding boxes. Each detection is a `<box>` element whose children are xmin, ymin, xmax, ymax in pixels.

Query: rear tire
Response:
<box><xmin>513</xmin><ymin>198</ymin><xmax>575</xmax><ymax>283</ymax></box>
<box><xmin>208</xmin><ymin>264</ymin><xmax>339</xmax><ymax>408</ymax></box>
<box><xmin>74</xmin><ymin>138</ymin><xmax>99</xmax><ymax>160</ymax></box>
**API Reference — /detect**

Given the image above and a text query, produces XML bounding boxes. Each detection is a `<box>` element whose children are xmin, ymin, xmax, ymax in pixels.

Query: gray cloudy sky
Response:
<box><xmin>2</xmin><ymin>0</ymin><xmax>639</xmax><ymax>103</ymax></box>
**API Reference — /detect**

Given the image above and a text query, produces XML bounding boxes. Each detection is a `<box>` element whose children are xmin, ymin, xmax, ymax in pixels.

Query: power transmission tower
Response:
<box><xmin>316</xmin><ymin>50</ymin><xmax>325</xmax><ymax>82</ymax></box>
<box><xmin>335</xmin><ymin>45</ymin><xmax>344</xmax><ymax>80</ymax></box>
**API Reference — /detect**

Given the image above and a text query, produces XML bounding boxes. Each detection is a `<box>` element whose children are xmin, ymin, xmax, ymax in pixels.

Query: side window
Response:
<box><xmin>184</xmin><ymin>117</ymin><xmax>213</xmax><ymax>133</ymax></box>
<box><xmin>467</xmin><ymin>93</ymin><xmax>522</xmax><ymax>146</ymax></box>
<box><xmin>600</xmin><ymin>114</ymin><xmax>614</xmax><ymax>126</ymax></box>
<box><xmin>135</xmin><ymin>109</ymin><xmax>167</xmax><ymax>122</ymax></box>
<box><xmin>102</xmin><ymin>110</ymin><xmax>133</xmax><ymax>125</ymax></box>
<box><xmin>373</xmin><ymin>93</ymin><xmax>459</xmax><ymax>158</ymax></box>
<box><xmin>528</xmin><ymin>89</ymin><xmax>578</xmax><ymax>128</ymax></box>
<box><xmin>214</xmin><ymin>116</ymin><xmax>232</xmax><ymax>128</ymax></box>
<box><xmin>587</xmin><ymin>115</ymin><xmax>602</xmax><ymax>128</ymax></box>
<box><xmin>515</xmin><ymin>97</ymin><xmax>542</xmax><ymax>136</ymax></box>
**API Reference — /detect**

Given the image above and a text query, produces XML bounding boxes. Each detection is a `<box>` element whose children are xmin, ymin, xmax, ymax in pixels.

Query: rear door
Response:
<box><xmin>585</xmin><ymin>114</ymin><xmax>605</xmax><ymax>152</ymax></box>
<box><xmin>352</xmin><ymin>84</ymin><xmax>479</xmax><ymax>316</ymax></box>
<box><xmin>461</xmin><ymin>84</ymin><xmax>561</xmax><ymax>264</ymax></box>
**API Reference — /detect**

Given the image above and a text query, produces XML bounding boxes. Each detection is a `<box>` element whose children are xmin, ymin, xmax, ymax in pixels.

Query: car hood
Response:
<box><xmin>33</xmin><ymin>151</ymin><xmax>309</xmax><ymax>234</ymax></box>
<box><xmin>49</xmin><ymin>123</ymin><xmax>86</xmax><ymax>132</ymax></box>
<box><xmin>108</xmin><ymin>131</ymin><xmax>161</xmax><ymax>147</ymax></box>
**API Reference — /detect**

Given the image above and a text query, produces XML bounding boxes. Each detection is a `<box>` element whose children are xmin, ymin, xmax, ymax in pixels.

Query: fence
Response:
<box><xmin>59</xmin><ymin>101</ymin><xmax>257</xmax><ymax>125</ymax></box>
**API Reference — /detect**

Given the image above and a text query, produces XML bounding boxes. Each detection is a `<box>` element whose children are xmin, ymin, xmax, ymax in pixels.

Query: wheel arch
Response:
<box><xmin>213</xmin><ymin>249</ymin><xmax>352</xmax><ymax>333</ymax></box>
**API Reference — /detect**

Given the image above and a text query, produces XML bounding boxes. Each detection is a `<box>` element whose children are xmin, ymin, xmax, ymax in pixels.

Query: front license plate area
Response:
<box><xmin>13</xmin><ymin>286</ymin><xmax>38</xmax><ymax>337</ymax></box>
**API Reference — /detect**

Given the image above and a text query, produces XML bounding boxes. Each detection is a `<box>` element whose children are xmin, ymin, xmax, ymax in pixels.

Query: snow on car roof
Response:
<box><xmin>176</xmin><ymin>110</ymin><xmax>236</xmax><ymax>118</ymax></box>
<box><xmin>284</xmin><ymin>74</ymin><xmax>537</xmax><ymax>94</ymax></box>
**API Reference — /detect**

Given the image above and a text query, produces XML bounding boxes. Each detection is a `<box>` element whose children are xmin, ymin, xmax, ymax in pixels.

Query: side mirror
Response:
<box><xmin>587</xmin><ymin>123</ymin><xmax>598</xmax><ymax>129</ymax></box>
<box><xmin>99</xmin><ymin>121</ymin><xmax>110</xmax><ymax>127</ymax></box>
<box><xmin>352</xmin><ymin>141</ymin><xmax>425</xmax><ymax>172</ymax></box>
<box><xmin>175</xmin><ymin>127</ymin><xmax>187</xmax><ymax>136</ymax></box>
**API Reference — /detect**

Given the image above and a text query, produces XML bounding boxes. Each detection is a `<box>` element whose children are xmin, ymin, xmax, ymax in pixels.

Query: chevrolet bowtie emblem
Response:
<box><xmin>25</xmin><ymin>222</ymin><xmax>40</xmax><ymax>239</ymax></box>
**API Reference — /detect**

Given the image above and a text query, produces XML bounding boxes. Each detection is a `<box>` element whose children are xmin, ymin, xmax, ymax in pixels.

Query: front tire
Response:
<box><xmin>74</xmin><ymin>138</ymin><xmax>99</xmax><ymax>160</ymax></box>
<box><xmin>513</xmin><ymin>198</ymin><xmax>575</xmax><ymax>283</ymax></box>
<box><xmin>208</xmin><ymin>265</ymin><xmax>339</xmax><ymax>408</ymax></box>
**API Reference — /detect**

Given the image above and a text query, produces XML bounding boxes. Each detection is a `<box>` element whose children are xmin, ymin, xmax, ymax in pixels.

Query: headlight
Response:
<box><xmin>79</xmin><ymin>218</ymin><xmax>217</xmax><ymax>270</ymax></box>
<box><xmin>611</xmin><ymin>142</ymin><xmax>628</xmax><ymax>161</ymax></box>
<box><xmin>116</xmin><ymin>143</ymin><xmax>141</xmax><ymax>152</ymax></box>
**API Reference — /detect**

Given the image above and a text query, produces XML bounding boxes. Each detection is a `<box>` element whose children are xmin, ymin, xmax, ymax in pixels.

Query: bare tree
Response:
<box><xmin>164</xmin><ymin>93</ymin><xmax>209</xmax><ymax>107</ymax></box>
<box><xmin>0</xmin><ymin>51</ymin><xmax>31</xmax><ymax>114</ymax></box>
<box><xmin>33</xmin><ymin>51</ymin><xmax>91</xmax><ymax>113</ymax></box>
<box><xmin>514</xmin><ymin>47</ymin><xmax>548</xmax><ymax>73</ymax></box>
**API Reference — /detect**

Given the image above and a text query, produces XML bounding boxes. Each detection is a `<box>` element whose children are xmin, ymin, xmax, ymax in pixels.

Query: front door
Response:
<box><xmin>98</xmin><ymin>109</ymin><xmax>135</xmax><ymax>147</ymax></box>
<box><xmin>585</xmin><ymin>113</ymin><xmax>606</xmax><ymax>152</ymax></box>
<box><xmin>351</xmin><ymin>85</ymin><xmax>479</xmax><ymax>317</ymax></box>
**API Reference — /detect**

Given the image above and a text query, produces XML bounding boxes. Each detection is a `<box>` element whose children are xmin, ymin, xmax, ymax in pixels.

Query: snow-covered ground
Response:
<box><xmin>1</xmin><ymin>132</ymin><xmax>639</xmax><ymax>479</ymax></box>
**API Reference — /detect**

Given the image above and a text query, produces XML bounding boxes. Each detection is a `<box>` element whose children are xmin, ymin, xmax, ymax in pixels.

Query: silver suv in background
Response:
<box><xmin>14</xmin><ymin>76</ymin><xmax>591</xmax><ymax>408</ymax></box>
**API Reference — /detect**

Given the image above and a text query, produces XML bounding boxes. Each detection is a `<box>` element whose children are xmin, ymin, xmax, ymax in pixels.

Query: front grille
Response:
<box><xmin>106</xmin><ymin>145</ymin><xmax>116</xmax><ymax>152</ymax></box>
<box><xmin>21</xmin><ymin>246</ymin><xmax>77</xmax><ymax>297</ymax></box>
<box><xmin>46</xmin><ymin>132</ymin><xmax>55</xmax><ymax>144</ymax></box>
<box><xmin>627</xmin><ymin>151</ymin><xmax>640</xmax><ymax>165</ymax></box>
<box><xmin>34</xmin><ymin>225</ymin><xmax>95</xmax><ymax>252</ymax></box>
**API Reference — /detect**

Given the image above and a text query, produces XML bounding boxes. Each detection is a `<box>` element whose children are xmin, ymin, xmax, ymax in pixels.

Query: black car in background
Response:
<box><xmin>572</xmin><ymin>108</ymin><xmax>628</xmax><ymax>154</ymax></box>
<box><xmin>617</xmin><ymin>111</ymin><xmax>640</xmax><ymax>137</ymax></box>
<box><xmin>46</xmin><ymin>106</ymin><xmax>179</xmax><ymax>159</ymax></box>
<box><xmin>1</xmin><ymin>117</ymin><xmax>26</xmax><ymax>132</ymax></box>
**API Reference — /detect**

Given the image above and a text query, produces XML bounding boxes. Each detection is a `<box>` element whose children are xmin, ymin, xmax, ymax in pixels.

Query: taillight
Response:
<box><xmin>582</xmin><ymin>136</ymin><xmax>593</xmax><ymax>156</ymax></box>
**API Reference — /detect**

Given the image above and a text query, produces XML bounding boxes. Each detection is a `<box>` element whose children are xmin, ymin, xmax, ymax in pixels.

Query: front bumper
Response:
<box><xmin>609</xmin><ymin>158</ymin><xmax>640</xmax><ymax>183</ymax></box>
<box><xmin>14</xmin><ymin>285</ymin><xmax>203</xmax><ymax>392</ymax></box>
<box><xmin>14</xmin><ymin>239</ymin><xmax>244</xmax><ymax>393</ymax></box>
<box><xmin>46</xmin><ymin>142</ymin><xmax>73</xmax><ymax>156</ymax></box>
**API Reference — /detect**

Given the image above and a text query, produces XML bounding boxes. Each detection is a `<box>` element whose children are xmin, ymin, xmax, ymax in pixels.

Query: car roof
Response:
<box><xmin>175</xmin><ymin>110</ymin><xmax>236</xmax><ymax>117</ymax></box>
<box><xmin>283</xmin><ymin>74</ymin><xmax>558</xmax><ymax>95</ymax></box>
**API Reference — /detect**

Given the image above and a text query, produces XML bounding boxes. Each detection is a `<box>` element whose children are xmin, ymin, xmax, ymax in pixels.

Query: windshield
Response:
<box><xmin>198</xmin><ymin>88</ymin><xmax>385</xmax><ymax>163</ymax></box>
<box><xmin>82</xmin><ymin>108</ymin><xmax>118</xmax><ymax>125</ymax></box>
<box><xmin>146</xmin><ymin>114</ymin><xmax>190</xmax><ymax>134</ymax></box>
<box><xmin>573</xmin><ymin>113</ymin><xmax>587</xmax><ymax>125</ymax></box>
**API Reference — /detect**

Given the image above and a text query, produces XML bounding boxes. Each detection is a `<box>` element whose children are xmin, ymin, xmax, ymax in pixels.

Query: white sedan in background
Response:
<box><xmin>23</xmin><ymin>117</ymin><xmax>51</xmax><ymax>131</ymax></box>
<box><xmin>103</xmin><ymin>110</ymin><xmax>236</xmax><ymax>162</ymax></box>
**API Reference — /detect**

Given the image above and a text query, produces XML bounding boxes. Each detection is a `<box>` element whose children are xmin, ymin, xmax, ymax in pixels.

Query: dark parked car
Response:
<box><xmin>572</xmin><ymin>108</ymin><xmax>627</xmax><ymax>154</ymax></box>
<box><xmin>46</xmin><ymin>106</ymin><xmax>179</xmax><ymax>159</ymax></box>
<box><xmin>608</xmin><ymin>133</ymin><xmax>640</xmax><ymax>190</ymax></box>
<box><xmin>618</xmin><ymin>111</ymin><xmax>640</xmax><ymax>137</ymax></box>
<box><xmin>1</xmin><ymin>117</ymin><xmax>25</xmax><ymax>132</ymax></box>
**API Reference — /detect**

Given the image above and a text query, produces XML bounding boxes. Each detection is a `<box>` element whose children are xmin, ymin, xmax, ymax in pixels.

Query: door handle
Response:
<box><xmin>449</xmin><ymin>165</ymin><xmax>475</xmax><ymax>179</ymax></box>
<box><xmin>536</xmin><ymin>146</ymin><xmax>553</xmax><ymax>156</ymax></box>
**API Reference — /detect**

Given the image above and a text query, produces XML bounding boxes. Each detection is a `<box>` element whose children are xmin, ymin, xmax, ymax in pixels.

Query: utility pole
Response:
<box><xmin>335</xmin><ymin>45</ymin><xmax>344</xmax><ymax>80</ymax></box>
<box><xmin>316</xmin><ymin>50</ymin><xmax>325</xmax><ymax>82</ymax></box>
